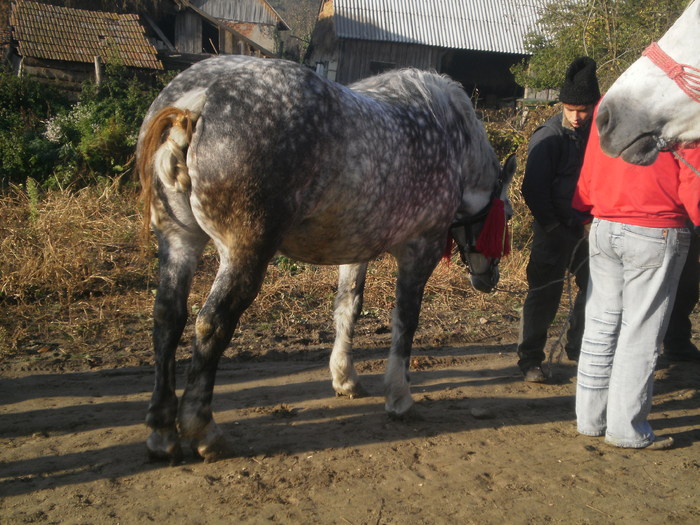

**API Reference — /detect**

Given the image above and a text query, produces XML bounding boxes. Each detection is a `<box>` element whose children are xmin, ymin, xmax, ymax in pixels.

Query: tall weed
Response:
<box><xmin>0</xmin><ymin>183</ymin><xmax>148</xmax><ymax>302</ymax></box>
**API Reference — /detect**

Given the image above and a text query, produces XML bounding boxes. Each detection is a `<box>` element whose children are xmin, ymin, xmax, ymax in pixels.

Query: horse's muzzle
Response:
<box><xmin>470</xmin><ymin>265</ymin><xmax>499</xmax><ymax>293</ymax></box>
<box><xmin>596</xmin><ymin>100</ymin><xmax>660</xmax><ymax>166</ymax></box>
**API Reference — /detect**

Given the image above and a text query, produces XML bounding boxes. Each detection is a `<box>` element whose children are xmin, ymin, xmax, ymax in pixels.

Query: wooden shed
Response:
<box><xmin>306</xmin><ymin>0</ymin><xmax>549</xmax><ymax>105</ymax></box>
<box><xmin>143</xmin><ymin>0</ymin><xmax>290</xmax><ymax>68</ymax></box>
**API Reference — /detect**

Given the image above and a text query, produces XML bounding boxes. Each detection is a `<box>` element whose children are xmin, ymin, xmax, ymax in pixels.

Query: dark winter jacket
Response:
<box><xmin>521</xmin><ymin>113</ymin><xmax>592</xmax><ymax>232</ymax></box>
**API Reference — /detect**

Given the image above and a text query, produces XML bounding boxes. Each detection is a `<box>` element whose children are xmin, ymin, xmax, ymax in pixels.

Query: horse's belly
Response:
<box><xmin>280</xmin><ymin>220</ymin><xmax>388</xmax><ymax>265</ymax></box>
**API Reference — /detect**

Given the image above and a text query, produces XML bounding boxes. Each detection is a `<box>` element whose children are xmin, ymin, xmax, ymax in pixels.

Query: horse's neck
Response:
<box><xmin>658</xmin><ymin>0</ymin><xmax>700</xmax><ymax>67</ymax></box>
<box><xmin>456</xmin><ymin>188</ymin><xmax>492</xmax><ymax>220</ymax></box>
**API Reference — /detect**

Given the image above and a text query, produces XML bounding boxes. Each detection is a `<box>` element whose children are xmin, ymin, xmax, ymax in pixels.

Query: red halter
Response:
<box><xmin>642</xmin><ymin>42</ymin><xmax>700</xmax><ymax>103</ymax></box>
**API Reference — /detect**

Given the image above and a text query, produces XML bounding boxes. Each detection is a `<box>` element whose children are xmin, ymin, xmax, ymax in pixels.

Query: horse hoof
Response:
<box><xmin>334</xmin><ymin>382</ymin><xmax>367</xmax><ymax>399</ymax></box>
<box><xmin>387</xmin><ymin>404</ymin><xmax>423</xmax><ymax>422</ymax></box>
<box><xmin>147</xmin><ymin>446</ymin><xmax>184</xmax><ymax>466</ymax></box>
<box><xmin>191</xmin><ymin>421</ymin><xmax>230</xmax><ymax>463</ymax></box>
<box><xmin>146</xmin><ymin>429</ymin><xmax>183</xmax><ymax>464</ymax></box>
<box><xmin>384</xmin><ymin>392</ymin><xmax>415</xmax><ymax>418</ymax></box>
<box><xmin>193</xmin><ymin>438</ymin><xmax>230</xmax><ymax>463</ymax></box>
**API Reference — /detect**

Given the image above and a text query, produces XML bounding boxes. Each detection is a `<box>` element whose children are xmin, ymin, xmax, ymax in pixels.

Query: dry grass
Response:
<box><xmin>0</xmin><ymin>183</ymin><xmax>155</xmax><ymax>361</ymax></box>
<box><xmin>0</xmin><ymin>182</ymin><xmax>150</xmax><ymax>303</ymax></box>
<box><xmin>0</xmin><ymin>182</ymin><xmax>535</xmax><ymax>367</ymax></box>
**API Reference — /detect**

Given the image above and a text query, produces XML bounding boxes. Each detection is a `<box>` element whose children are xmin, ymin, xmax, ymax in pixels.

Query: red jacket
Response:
<box><xmin>573</xmin><ymin>112</ymin><xmax>700</xmax><ymax>228</ymax></box>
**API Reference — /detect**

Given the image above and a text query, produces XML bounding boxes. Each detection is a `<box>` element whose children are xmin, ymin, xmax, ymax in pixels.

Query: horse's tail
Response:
<box><xmin>137</xmin><ymin>89</ymin><xmax>206</xmax><ymax>246</ymax></box>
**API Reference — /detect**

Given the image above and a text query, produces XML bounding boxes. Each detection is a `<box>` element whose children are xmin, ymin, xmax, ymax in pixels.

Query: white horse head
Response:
<box><xmin>596</xmin><ymin>0</ymin><xmax>700</xmax><ymax>165</ymax></box>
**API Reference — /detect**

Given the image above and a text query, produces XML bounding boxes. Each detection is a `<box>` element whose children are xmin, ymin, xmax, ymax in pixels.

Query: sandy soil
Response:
<box><xmin>2</xmin><ymin>324</ymin><xmax>700</xmax><ymax>524</ymax></box>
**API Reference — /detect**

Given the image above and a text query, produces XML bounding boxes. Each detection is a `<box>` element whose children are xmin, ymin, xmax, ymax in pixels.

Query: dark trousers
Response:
<box><xmin>664</xmin><ymin>233</ymin><xmax>699</xmax><ymax>349</ymax></box>
<box><xmin>517</xmin><ymin>221</ymin><xmax>589</xmax><ymax>372</ymax></box>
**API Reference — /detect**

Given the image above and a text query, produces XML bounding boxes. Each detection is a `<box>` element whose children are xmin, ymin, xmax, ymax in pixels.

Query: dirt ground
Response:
<box><xmin>2</xmin><ymin>295</ymin><xmax>700</xmax><ymax>525</ymax></box>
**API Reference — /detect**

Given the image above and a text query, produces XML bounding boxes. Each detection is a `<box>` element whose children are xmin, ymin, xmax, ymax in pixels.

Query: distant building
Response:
<box><xmin>4</xmin><ymin>0</ymin><xmax>290</xmax><ymax>89</ymax></box>
<box><xmin>306</xmin><ymin>0</ymin><xmax>551</xmax><ymax>106</ymax></box>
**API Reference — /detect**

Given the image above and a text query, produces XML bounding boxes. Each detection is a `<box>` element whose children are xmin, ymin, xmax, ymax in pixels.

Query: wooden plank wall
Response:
<box><xmin>336</xmin><ymin>39</ymin><xmax>443</xmax><ymax>85</ymax></box>
<box><xmin>174</xmin><ymin>11</ymin><xmax>202</xmax><ymax>54</ymax></box>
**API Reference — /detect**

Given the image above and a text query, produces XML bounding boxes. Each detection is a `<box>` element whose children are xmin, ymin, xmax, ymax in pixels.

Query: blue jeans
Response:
<box><xmin>576</xmin><ymin>219</ymin><xmax>691</xmax><ymax>447</ymax></box>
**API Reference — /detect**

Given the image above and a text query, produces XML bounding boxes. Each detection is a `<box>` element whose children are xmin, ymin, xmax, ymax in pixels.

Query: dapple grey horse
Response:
<box><xmin>597</xmin><ymin>0</ymin><xmax>700</xmax><ymax>165</ymax></box>
<box><xmin>137</xmin><ymin>55</ymin><xmax>516</xmax><ymax>462</ymax></box>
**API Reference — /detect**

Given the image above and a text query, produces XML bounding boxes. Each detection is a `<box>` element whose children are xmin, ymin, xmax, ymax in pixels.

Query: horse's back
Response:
<box><xmin>147</xmin><ymin>55</ymin><xmax>338</xmax><ymax>175</ymax></box>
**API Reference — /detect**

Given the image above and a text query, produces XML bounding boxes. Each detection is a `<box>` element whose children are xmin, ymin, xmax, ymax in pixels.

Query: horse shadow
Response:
<box><xmin>1</xmin><ymin>344</ymin><xmax>698</xmax><ymax>498</ymax></box>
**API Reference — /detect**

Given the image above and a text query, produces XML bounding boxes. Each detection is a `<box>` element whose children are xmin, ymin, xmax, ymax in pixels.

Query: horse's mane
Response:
<box><xmin>350</xmin><ymin>69</ymin><xmax>499</xmax><ymax>191</ymax></box>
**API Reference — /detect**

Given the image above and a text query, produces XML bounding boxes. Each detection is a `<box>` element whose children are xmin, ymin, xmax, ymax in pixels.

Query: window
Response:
<box><xmin>369</xmin><ymin>61</ymin><xmax>396</xmax><ymax>76</ymax></box>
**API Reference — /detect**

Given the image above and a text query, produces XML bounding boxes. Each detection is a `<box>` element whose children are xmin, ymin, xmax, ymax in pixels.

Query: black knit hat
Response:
<box><xmin>559</xmin><ymin>57</ymin><xmax>601</xmax><ymax>105</ymax></box>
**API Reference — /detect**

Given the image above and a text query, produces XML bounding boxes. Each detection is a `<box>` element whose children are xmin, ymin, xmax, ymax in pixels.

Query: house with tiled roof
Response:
<box><xmin>307</xmin><ymin>0</ymin><xmax>550</xmax><ymax>106</ymax></box>
<box><xmin>5</xmin><ymin>1</ymin><xmax>291</xmax><ymax>89</ymax></box>
<box><xmin>7</xmin><ymin>1</ymin><xmax>162</xmax><ymax>89</ymax></box>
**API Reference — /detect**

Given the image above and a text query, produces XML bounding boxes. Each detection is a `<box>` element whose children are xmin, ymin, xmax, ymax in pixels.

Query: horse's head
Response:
<box><xmin>451</xmin><ymin>154</ymin><xmax>516</xmax><ymax>293</ymax></box>
<box><xmin>596</xmin><ymin>0</ymin><xmax>700</xmax><ymax>165</ymax></box>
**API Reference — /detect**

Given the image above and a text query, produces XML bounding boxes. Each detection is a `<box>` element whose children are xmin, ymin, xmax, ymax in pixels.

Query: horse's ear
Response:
<box><xmin>501</xmin><ymin>154</ymin><xmax>517</xmax><ymax>186</ymax></box>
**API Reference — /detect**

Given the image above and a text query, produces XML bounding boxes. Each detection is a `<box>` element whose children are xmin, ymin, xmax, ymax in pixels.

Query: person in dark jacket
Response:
<box><xmin>663</xmin><ymin>233</ymin><xmax>700</xmax><ymax>361</ymax></box>
<box><xmin>517</xmin><ymin>57</ymin><xmax>601</xmax><ymax>382</ymax></box>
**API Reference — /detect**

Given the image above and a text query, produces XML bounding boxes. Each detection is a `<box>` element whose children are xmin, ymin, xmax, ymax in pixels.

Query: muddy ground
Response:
<box><xmin>2</xmin><ymin>285</ymin><xmax>700</xmax><ymax>524</ymax></box>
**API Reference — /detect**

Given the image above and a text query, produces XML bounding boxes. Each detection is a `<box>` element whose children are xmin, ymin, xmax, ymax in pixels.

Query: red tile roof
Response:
<box><xmin>0</xmin><ymin>28</ymin><xmax>11</xmax><ymax>45</ymax></box>
<box><xmin>10</xmin><ymin>1</ymin><xmax>162</xmax><ymax>70</ymax></box>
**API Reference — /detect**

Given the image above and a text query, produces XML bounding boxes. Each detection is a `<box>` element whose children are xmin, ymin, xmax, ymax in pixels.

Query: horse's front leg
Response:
<box><xmin>146</xmin><ymin>231</ymin><xmax>206</xmax><ymax>463</ymax></box>
<box><xmin>330</xmin><ymin>262</ymin><xmax>368</xmax><ymax>397</ymax></box>
<box><xmin>385</xmin><ymin>241</ymin><xmax>443</xmax><ymax>416</ymax></box>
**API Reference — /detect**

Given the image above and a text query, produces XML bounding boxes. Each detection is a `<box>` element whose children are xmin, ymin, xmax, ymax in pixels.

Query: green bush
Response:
<box><xmin>42</xmin><ymin>65</ymin><xmax>175</xmax><ymax>188</ymax></box>
<box><xmin>0</xmin><ymin>70</ymin><xmax>68</xmax><ymax>187</ymax></box>
<box><xmin>0</xmin><ymin>64</ymin><xmax>174</xmax><ymax>190</ymax></box>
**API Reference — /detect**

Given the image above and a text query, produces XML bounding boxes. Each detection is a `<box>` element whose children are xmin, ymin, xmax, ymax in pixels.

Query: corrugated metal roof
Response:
<box><xmin>10</xmin><ymin>0</ymin><xmax>163</xmax><ymax>70</ymax></box>
<box><xmin>192</xmin><ymin>0</ymin><xmax>289</xmax><ymax>29</ymax></box>
<box><xmin>333</xmin><ymin>0</ymin><xmax>549</xmax><ymax>55</ymax></box>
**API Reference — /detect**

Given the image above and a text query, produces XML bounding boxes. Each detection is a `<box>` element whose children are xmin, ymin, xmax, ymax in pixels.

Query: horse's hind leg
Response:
<box><xmin>330</xmin><ymin>262</ymin><xmax>368</xmax><ymax>397</ymax></box>
<box><xmin>146</xmin><ymin>229</ymin><xmax>208</xmax><ymax>463</ymax></box>
<box><xmin>177</xmin><ymin>243</ymin><xmax>275</xmax><ymax>462</ymax></box>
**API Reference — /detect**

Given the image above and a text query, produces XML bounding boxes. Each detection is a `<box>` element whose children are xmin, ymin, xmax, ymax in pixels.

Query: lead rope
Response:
<box><xmin>490</xmin><ymin>236</ymin><xmax>588</xmax><ymax>377</ymax></box>
<box><xmin>671</xmin><ymin>149</ymin><xmax>700</xmax><ymax>177</ymax></box>
<box><xmin>643</xmin><ymin>42</ymin><xmax>700</xmax><ymax>179</ymax></box>
<box><xmin>670</xmin><ymin>148</ymin><xmax>700</xmax><ymax>178</ymax></box>
<box><xmin>656</xmin><ymin>137</ymin><xmax>700</xmax><ymax>178</ymax></box>
<box><xmin>643</xmin><ymin>42</ymin><xmax>700</xmax><ymax>103</ymax></box>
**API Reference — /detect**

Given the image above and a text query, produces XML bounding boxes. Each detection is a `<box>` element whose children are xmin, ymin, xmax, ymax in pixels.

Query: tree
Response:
<box><xmin>514</xmin><ymin>0</ymin><xmax>688</xmax><ymax>92</ymax></box>
<box><xmin>269</xmin><ymin>0</ymin><xmax>318</xmax><ymax>61</ymax></box>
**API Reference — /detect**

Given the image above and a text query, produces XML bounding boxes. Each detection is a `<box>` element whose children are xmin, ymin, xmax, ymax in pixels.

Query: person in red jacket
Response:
<box><xmin>572</xmin><ymin>111</ymin><xmax>700</xmax><ymax>450</ymax></box>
